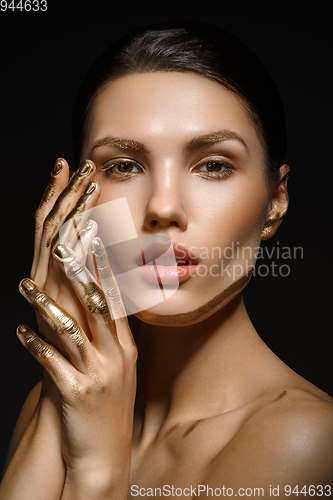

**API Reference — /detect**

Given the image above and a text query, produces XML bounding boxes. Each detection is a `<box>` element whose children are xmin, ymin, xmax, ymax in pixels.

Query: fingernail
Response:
<box><xmin>17</xmin><ymin>324</ymin><xmax>28</xmax><ymax>334</ymax></box>
<box><xmin>20</xmin><ymin>278</ymin><xmax>36</xmax><ymax>293</ymax></box>
<box><xmin>84</xmin><ymin>181</ymin><xmax>96</xmax><ymax>195</ymax></box>
<box><xmin>91</xmin><ymin>238</ymin><xmax>105</xmax><ymax>257</ymax></box>
<box><xmin>79</xmin><ymin>160</ymin><xmax>93</xmax><ymax>176</ymax></box>
<box><xmin>52</xmin><ymin>158</ymin><xmax>64</xmax><ymax>176</ymax></box>
<box><xmin>53</xmin><ymin>243</ymin><xmax>72</xmax><ymax>260</ymax></box>
<box><xmin>84</xmin><ymin>220</ymin><xmax>93</xmax><ymax>231</ymax></box>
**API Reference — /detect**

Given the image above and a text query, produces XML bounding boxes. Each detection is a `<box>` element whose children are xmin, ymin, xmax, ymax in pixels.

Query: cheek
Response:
<box><xmin>223</xmin><ymin>188</ymin><xmax>268</xmax><ymax>246</ymax></box>
<box><xmin>190</xmin><ymin>175</ymin><xmax>269</xmax><ymax>249</ymax></box>
<box><xmin>93</xmin><ymin>178</ymin><xmax>147</xmax><ymax>235</ymax></box>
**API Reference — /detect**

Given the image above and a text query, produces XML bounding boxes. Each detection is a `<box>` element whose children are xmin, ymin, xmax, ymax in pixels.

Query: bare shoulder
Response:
<box><xmin>205</xmin><ymin>384</ymin><xmax>333</xmax><ymax>492</ymax></box>
<box><xmin>3</xmin><ymin>381</ymin><xmax>42</xmax><ymax>471</ymax></box>
<box><xmin>255</xmin><ymin>384</ymin><xmax>333</xmax><ymax>456</ymax></box>
<box><xmin>251</xmin><ymin>385</ymin><xmax>333</xmax><ymax>482</ymax></box>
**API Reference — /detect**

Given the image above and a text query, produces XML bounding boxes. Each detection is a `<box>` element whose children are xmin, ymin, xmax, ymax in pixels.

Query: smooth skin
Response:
<box><xmin>1</xmin><ymin>72</ymin><xmax>333</xmax><ymax>499</ymax></box>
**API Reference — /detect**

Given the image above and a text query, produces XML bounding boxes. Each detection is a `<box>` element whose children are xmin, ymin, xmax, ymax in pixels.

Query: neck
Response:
<box><xmin>132</xmin><ymin>293</ymin><xmax>270</xmax><ymax>443</ymax></box>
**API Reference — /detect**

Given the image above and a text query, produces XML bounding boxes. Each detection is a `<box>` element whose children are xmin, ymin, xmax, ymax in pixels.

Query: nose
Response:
<box><xmin>143</xmin><ymin>170</ymin><xmax>188</xmax><ymax>231</ymax></box>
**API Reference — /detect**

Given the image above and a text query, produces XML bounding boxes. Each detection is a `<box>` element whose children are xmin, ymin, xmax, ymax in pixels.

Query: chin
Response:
<box><xmin>129</xmin><ymin>290</ymin><xmax>207</xmax><ymax>326</ymax></box>
<box><xmin>131</xmin><ymin>276</ymin><xmax>250</xmax><ymax>327</ymax></box>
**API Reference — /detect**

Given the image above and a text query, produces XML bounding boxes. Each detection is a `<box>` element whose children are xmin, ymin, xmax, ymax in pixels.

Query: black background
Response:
<box><xmin>1</xmin><ymin>1</ymin><xmax>332</xmax><ymax>473</ymax></box>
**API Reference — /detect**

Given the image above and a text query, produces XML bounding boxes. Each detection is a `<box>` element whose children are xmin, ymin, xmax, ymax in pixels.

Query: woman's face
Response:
<box><xmin>81</xmin><ymin>72</ymin><xmax>270</xmax><ymax>325</ymax></box>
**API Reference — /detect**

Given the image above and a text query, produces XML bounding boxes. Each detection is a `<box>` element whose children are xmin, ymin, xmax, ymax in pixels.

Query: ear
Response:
<box><xmin>261</xmin><ymin>164</ymin><xmax>290</xmax><ymax>241</ymax></box>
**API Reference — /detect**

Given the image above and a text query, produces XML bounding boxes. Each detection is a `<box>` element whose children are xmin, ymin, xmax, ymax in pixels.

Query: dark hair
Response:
<box><xmin>72</xmin><ymin>21</ymin><xmax>286</xmax><ymax>186</ymax></box>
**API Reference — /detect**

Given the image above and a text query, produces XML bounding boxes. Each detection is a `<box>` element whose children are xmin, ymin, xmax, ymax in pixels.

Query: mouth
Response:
<box><xmin>136</xmin><ymin>237</ymin><xmax>200</xmax><ymax>285</ymax></box>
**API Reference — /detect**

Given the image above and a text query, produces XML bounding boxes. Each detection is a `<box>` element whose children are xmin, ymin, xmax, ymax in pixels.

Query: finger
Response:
<box><xmin>59</xmin><ymin>182</ymin><xmax>99</xmax><ymax>250</ymax></box>
<box><xmin>34</xmin><ymin>162</ymin><xmax>97</xmax><ymax>287</ymax></box>
<box><xmin>19</xmin><ymin>278</ymin><xmax>91</xmax><ymax>372</ymax></box>
<box><xmin>31</xmin><ymin>158</ymin><xmax>69</xmax><ymax>280</ymax></box>
<box><xmin>43</xmin><ymin>185</ymin><xmax>99</xmax><ymax>300</ymax></box>
<box><xmin>45</xmin><ymin>160</ymin><xmax>94</xmax><ymax>248</ymax></box>
<box><xmin>91</xmin><ymin>238</ymin><xmax>136</xmax><ymax>350</ymax></box>
<box><xmin>52</xmin><ymin>243</ymin><xmax>119</xmax><ymax>353</ymax></box>
<box><xmin>17</xmin><ymin>324</ymin><xmax>79</xmax><ymax>396</ymax></box>
<box><xmin>72</xmin><ymin>219</ymin><xmax>98</xmax><ymax>264</ymax></box>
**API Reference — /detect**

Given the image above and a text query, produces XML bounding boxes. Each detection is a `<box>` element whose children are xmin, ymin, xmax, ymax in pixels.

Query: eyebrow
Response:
<box><xmin>186</xmin><ymin>130</ymin><xmax>247</xmax><ymax>151</ymax></box>
<box><xmin>90</xmin><ymin>137</ymin><xmax>148</xmax><ymax>154</ymax></box>
<box><xmin>90</xmin><ymin>129</ymin><xmax>247</xmax><ymax>156</ymax></box>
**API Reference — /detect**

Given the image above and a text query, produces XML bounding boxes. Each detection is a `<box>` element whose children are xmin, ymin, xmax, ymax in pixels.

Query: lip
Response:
<box><xmin>137</xmin><ymin>239</ymin><xmax>200</xmax><ymax>285</ymax></box>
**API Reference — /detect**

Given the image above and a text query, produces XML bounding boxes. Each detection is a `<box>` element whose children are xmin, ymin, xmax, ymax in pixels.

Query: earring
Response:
<box><xmin>261</xmin><ymin>219</ymin><xmax>274</xmax><ymax>240</ymax></box>
<box><xmin>261</xmin><ymin>212</ymin><xmax>282</xmax><ymax>240</ymax></box>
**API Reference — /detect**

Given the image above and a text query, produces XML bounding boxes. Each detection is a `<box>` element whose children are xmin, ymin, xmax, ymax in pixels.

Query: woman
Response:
<box><xmin>1</xmin><ymin>21</ymin><xmax>332</xmax><ymax>499</ymax></box>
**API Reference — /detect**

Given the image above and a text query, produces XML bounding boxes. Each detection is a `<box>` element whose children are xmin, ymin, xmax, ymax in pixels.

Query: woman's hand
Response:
<box><xmin>31</xmin><ymin>158</ymin><xmax>99</xmax><ymax>355</ymax></box>
<box><xmin>16</xmin><ymin>157</ymin><xmax>137</xmax><ymax>497</ymax></box>
<box><xmin>18</xmin><ymin>238</ymin><xmax>137</xmax><ymax>497</ymax></box>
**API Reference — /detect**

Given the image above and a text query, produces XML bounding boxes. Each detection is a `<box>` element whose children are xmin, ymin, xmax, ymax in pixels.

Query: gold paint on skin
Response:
<box><xmin>19</xmin><ymin>278</ymin><xmax>88</xmax><ymax>361</ymax></box>
<box><xmin>90</xmin><ymin>136</ymin><xmax>148</xmax><ymax>154</ymax></box>
<box><xmin>59</xmin><ymin>181</ymin><xmax>96</xmax><ymax>248</ymax></box>
<box><xmin>185</xmin><ymin>130</ymin><xmax>247</xmax><ymax>151</ymax></box>
<box><xmin>44</xmin><ymin>160</ymin><xmax>94</xmax><ymax>248</ymax></box>
<box><xmin>24</xmin><ymin>331</ymin><xmax>53</xmax><ymax>360</ymax></box>
<box><xmin>39</xmin><ymin>158</ymin><xmax>64</xmax><ymax>205</ymax></box>
<box><xmin>54</xmin><ymin>245</ymin><xmax>112</xmax><ymax>328</ymax></box>
<box><xmin>138</xmin><ymin>270</ymin><xmax>253</xmax><ymax>326</ymax></box>
<box><xmin>17</xmin><ymin>324</ymin><xmax>54</xmax><ymax>362</ymax></box>
<box><xmin>91</xmin><ymin>238</ymin><xmax>125</xmax><ymax>319</ymax></box>
<box><xmin>52</xmin><ymin>159</ymin><xmax>63</xmax><ymax>176</ymax></box>
<box><xmin>261</xmin><ymin>220</ymin><xmax>274</xmax><ymax>240</ymax></box>
<box><xmin>18</xmin><ymin>324</ymin><xmax>82</xmax><ymax>395</ymax></box>
<box><xmin>78</xmin><ymin>160</ymin><xmax>94</xmax><ymax>176</ymax></box>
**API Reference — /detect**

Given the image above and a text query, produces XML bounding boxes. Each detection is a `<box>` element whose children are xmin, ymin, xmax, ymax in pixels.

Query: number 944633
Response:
<box><xmin>1</xmin><ymin>0</ymin><xmax>47</xmax><ymax>11</ymax></box>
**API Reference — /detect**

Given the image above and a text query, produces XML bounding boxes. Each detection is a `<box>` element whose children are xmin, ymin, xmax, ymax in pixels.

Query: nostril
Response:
<box><xmin>144</xmin><ymin>206</ymin><xmax>188</xmax><ymax>231</ymax></box>
<box><xmin>149</xmin><ymin>219</ymin><xmax>180</xmax><ymax>229</ymax></box>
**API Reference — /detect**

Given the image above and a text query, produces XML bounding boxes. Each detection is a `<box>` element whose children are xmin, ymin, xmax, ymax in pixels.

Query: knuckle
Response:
<box><xmin>106</xmin><ymin>283</ymin><xmax>122</xmax><ymax>304</ymax></box>
<box><xmin>70</xmin><ymin>381</ymin><xmax>92</xmax><ymax>400</ymax></box>
<box><xmin>34</xmin><ymin>289</ymin><xmax>51</xmax><ymax>309</ymax></box>
<box><xmin>88</xmin><ymin>289</ymin><xmax>109</xmax><ymax>315</ymax></box>
<box><xmin>42</xmin><ymin>214</ymin><xmax>55</xmax><ymax>234</ymax></box>
<box><xmin>61</xmin><ymin>316</ymin><xmax>80</xmax><ymax>337</ymax></box>
<box><xmin>37</xmin><ymin>344</ymin><xmax>54</xmax><ymax>362</ymax></box>
<box><xmin>66</xmin><ymin>261</ymin><xmax>86</xmax><ymax>282</ymax></box>
<box><xmin>79</xmin><ymin>381</ymin><xmax>93</xmax><ymax>397</ymax></box>
<box><xmin>74</xmin><ymin>374</ymin><xmax>108</xmax><ymax>400</ymax></box>
<box><xmin>25</xmin><ymin>332</ymin><xmax>53</xmax><ymax>362</ymax></box>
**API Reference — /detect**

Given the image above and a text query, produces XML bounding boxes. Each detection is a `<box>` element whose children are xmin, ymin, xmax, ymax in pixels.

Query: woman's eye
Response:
<box><xmin>193</xmin><ymin>160</ymin><xmax>234</xmax><ymax>178</ymax></box>
<box><xmin>101</xmin><ymin>160</ymin><xmax>143</xmax><ymax>178</ymax></box>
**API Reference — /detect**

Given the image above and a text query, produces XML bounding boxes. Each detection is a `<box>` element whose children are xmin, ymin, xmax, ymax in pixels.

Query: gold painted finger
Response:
<box><xmin>39</xmin><ymin>158</ymin><xmax>66</xmax><ymax>206</ymax></box>
<box><xmin>17</xmin><ymin>324</ymin><xmax>79</xmax><ymax>393</ymax></box>
<box><xmin>33</xmin><ymin>162</ymin><xmax>96</xmax><ymax>286</ymax></box>
<box><xmin>91</xmin><ymin>238</ymin><xmax>127</xmax><ymax>320</ymax></box>
<box><xmin>43</xmin><ymin>160</ymin><xmax>94</xmax><ymax>248</ymax></box>
<box><xmin>71</xmin><ymin>219</ymin><xmax>98</xmax><ymax>265</ymax></box>
<box><xmin>53</xmin><ymin>244</ymin><xmax>115</xmax><ymax>332</ymax></box>
<box><xmin>19</xmin><ymin>278</ymin><xmax>89</xmax><ymax>367</ymax></box>
<box><xmin>31</xmin><ymin>158</ymin><xmax>68</xmax><ymax>279</ymax></box>
<box><xmin>59</xmin><ymin>182</ymin><xmax>97</xmax><ymax>250</ymax></box>
<box><xmin>17</xmin><ymin>324</ymin><xmax>56</xmax><ymax>363</ymax></box>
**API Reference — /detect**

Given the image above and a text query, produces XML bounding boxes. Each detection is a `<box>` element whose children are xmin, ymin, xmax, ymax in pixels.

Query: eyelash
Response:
<box><xmin>191</xmin><ymin>158</ymin><xmax>235</xmax><ymax>179</ymax></box>
<box><xmin>101</xmin><ymin>159</ymin><xmax>144</xmax><ymax>179</ymax></box>
<box><xmin>101</xmin><ymin>157</ymin><xmax>235</xmax><ymax>180</ymax></box>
